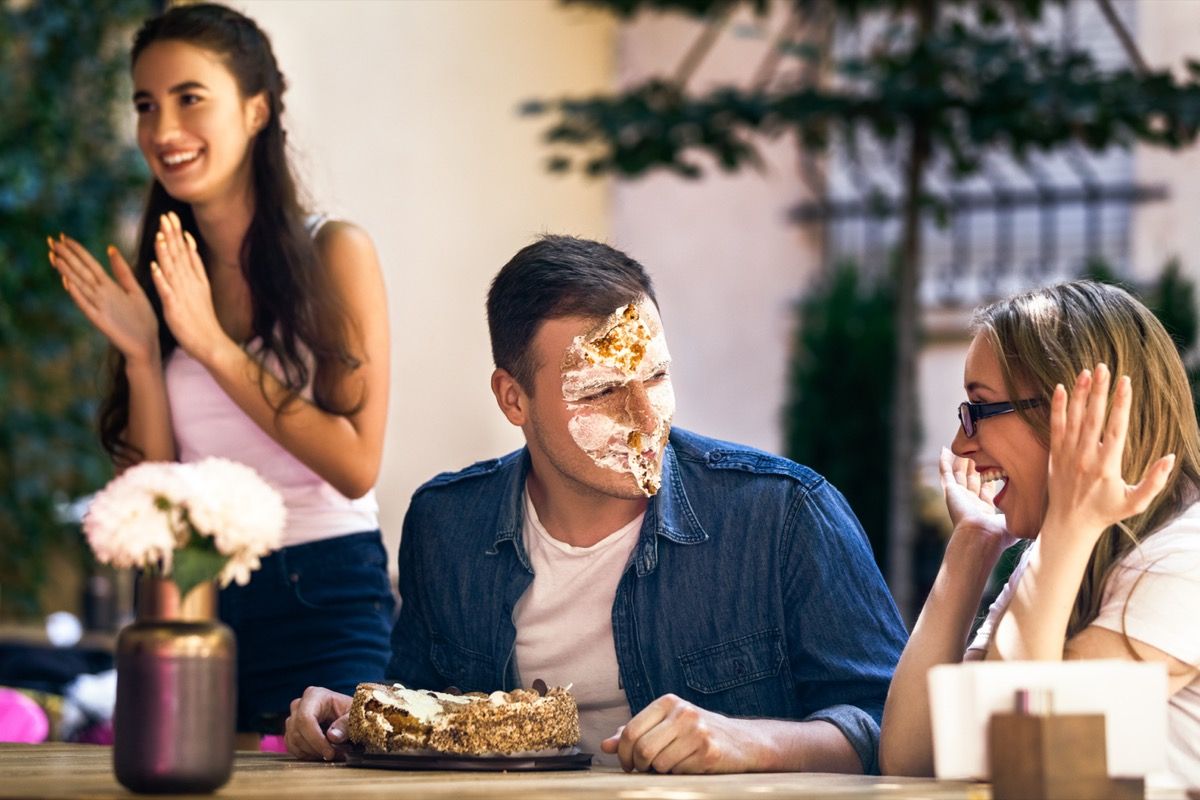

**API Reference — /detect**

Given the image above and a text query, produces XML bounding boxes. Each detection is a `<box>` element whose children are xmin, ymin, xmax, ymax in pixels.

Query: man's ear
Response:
<box><xmin>491</xmin><ymin>368</ymin><xmax>529</xmax><ymax>427</ymax></box>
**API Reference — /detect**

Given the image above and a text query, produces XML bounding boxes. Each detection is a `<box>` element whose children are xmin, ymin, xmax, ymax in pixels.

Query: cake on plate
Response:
<box><xmin>346</xmin><ymin>682</ymin><xmax>580</xmax><ymax>756</ymax></box>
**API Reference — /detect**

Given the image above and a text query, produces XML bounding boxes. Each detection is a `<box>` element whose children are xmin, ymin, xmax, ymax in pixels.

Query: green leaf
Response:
<box><xmin>171</xmin><ymin>534</ymin><xmax>225</xmax><ymax>600</ymax></box>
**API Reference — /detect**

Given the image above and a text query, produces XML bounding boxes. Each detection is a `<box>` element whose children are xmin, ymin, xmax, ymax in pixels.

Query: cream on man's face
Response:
<box><xmin>560</xmin><ymin>300</ymin><xmax>675</xmax><ymax>496</ymax></box>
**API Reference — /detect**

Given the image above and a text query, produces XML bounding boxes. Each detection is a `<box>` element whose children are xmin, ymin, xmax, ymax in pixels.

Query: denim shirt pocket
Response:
<box><xmin>676</xmin><ymin>628</ymin><xmax>787</xmax><ymax>715</ymax></box>
<box><xmin>429</xmin><ymin>636</ymin><xmax>496</xmax><ymax>693</ymax></box>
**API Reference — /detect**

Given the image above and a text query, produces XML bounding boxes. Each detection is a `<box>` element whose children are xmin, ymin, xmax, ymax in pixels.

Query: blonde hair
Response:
<box><xmin>973</xmin><ymin>280</ymin><xmax>1200</xmax><ymax>637</ymax></box>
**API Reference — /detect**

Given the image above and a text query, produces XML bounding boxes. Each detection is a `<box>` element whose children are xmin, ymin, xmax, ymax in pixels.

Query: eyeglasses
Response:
<box><xmin>957</xmin><ymin>399</ymin><xmax>1042</xmax><ymax>438</ymax></box>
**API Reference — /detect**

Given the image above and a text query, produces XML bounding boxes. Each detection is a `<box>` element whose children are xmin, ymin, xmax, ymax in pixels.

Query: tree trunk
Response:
<box><xmin>888</xmin><ymin>1</ymin><xmax>935</xmax><ymax>626</ymax></box>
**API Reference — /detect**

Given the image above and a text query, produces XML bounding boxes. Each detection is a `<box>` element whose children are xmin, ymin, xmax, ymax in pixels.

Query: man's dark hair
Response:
<box><xmin>487</xmin><ymin>235</ymin><xmax>657</xmax><ymax>392</ymax></box>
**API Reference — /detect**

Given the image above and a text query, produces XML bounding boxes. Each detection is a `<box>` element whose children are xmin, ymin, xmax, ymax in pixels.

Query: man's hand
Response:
<box><xmin>600</xmin><ymin>694</ymin><xmax>767</xmax><ymax>773</ymax></box>
<box><xmin>283</xmin><ymin>686</ymin><xmax>352</xmax><ymax>761</ymax></box>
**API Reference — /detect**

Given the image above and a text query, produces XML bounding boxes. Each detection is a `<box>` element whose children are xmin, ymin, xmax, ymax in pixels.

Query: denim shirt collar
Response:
<box><xmin>489</xmin><ymin>442</ymin><xmax>709</xmax><ymax>576</ymax></box>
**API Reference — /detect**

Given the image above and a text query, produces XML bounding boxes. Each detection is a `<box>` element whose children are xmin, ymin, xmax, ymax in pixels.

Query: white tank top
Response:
<box><xmin>164</xmin><ymin>347</ymin><xmax>379</xmax><ymax>547</ymax></box>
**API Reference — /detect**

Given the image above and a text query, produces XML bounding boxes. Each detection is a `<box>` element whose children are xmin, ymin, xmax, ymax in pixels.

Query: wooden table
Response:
<box><xmin>0</xmin><ymin>744</ymin><xmax>1187</xmax><ymax>800</ymax></box>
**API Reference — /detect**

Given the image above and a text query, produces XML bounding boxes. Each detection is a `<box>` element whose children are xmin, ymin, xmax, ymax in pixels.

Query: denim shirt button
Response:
<box><xmin>289</xmin><ymin>572</ymin><xmax>300</xmax><ymax>583</ymax></box>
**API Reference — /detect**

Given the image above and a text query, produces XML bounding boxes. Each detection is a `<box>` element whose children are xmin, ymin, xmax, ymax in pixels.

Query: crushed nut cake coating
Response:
<box><xmin>346</xmin><ymin>683</ymin><xmax>580</xmax><ymax>756</ymax></box>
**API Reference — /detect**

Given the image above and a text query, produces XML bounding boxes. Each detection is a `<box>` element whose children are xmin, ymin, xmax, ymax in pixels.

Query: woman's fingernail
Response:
<box><xmin>107</xmin><ymin>245</ymin><xmax>117</xmax><ymax>257</ymax></box>
<box><xmin>185</xmin><ymin>231</ymin><xmax>197</xmax><ymax>250</ymax></box>
<box><xmin>48</xmin><ymin>251</ymin><xmax>55</xmax><ymax>267</ymax></box>
<box><xmin>46</xmin><ymin>235</ymin><xmax>55</xmax><ymax>250</ymax></box>
<box><xmin>151</xmin><ymin>260</ymin><xmax>161</xmax><ymax>274</ymax></box>
<box><xmin>155</xmin><ymin>231</ymin><xmax>165</xmax><ymax>244</ymax></box>
<box><xmin>160</xmin><ymin>214</ymin><xmax>170</xmax><ymax>231</ymax></box>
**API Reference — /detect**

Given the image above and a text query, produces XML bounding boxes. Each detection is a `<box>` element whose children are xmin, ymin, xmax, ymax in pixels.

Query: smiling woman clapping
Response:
<box><xmin>47</xmin><ymin>3</ymin><xmax>395</xmax><ymax>741</ymax></box>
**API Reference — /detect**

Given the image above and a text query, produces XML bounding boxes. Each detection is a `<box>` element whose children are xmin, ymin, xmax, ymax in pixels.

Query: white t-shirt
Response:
<box><xmin>513</xmin><ymin>489</ymin><xmax>641</xmax><ymax>765</ymax></box>
<box><xmin>968</xmin><ymin>502</ymin><xmax>1200</xmax><ymax>785</ymax></box>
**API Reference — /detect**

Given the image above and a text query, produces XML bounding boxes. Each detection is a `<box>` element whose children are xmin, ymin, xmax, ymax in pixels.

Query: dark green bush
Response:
<box><xmin>783</xmin><ymin>262</ymin><xmax>897</xmax><ymax>573</ymax></box>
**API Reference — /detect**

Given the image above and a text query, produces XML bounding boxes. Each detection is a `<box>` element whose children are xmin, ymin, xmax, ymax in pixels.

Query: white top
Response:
<box><xmin>969</xmin><ymin>502</ymin><xmax>1200</xmax><ymax>785</ymax></box>
<box><xmin>165</xmin><ymin>345</ymin><xmax>378</xmax><ymax>547</ymax></box>
<box><xmin>513</xmin><ymin>489</ymin><xmax>641</xmax><ymax>765</ymax></box>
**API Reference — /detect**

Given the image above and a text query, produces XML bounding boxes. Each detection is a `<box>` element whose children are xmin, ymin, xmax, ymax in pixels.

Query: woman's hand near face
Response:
<box><xmin>940</xmin><ymin>447</ymin><xmax>1016</xmax><ymax>558</ymax></box>
<box><xmin>149</xmin><ymin>211</ymin><xmax>232</xmax><ymax>366</ymax></box>
<box><xmin>49</xmin><ymin>236</ymin><xmax>159</xmax><ymax>365</ymax></box>
<box><xmin>1042</xmin><ymin>364</ymin><xmax>1175</xmax><ymax>556</ymax></box>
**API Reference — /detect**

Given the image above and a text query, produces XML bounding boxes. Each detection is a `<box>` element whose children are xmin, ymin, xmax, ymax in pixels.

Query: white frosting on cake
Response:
<box><xmin>371</xmin><ymin>684</ymin><xmax>471</xmax><ymax>725</ymax></box>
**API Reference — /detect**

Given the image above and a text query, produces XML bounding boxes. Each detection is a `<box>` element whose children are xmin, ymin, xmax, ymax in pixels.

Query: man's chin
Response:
<box><xmin>593</xmin><ymin>469</ymin><xmax>661</xmax><ymax>500</ymax></box>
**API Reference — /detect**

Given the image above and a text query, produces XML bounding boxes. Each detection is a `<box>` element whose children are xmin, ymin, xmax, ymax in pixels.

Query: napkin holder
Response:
<box><xmin>989</xmin><ymin>689</ymin><xmax>1143</xmax><ymax>800</ymax></box>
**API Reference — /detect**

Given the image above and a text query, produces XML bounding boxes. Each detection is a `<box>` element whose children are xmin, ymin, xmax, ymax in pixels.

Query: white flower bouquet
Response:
<box><xmin>84</xmin><ymin>458</ymin><xmax>285</xmax><ymax>597</ymax></box>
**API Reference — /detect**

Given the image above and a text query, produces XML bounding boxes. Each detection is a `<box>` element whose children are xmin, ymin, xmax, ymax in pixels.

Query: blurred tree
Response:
<box><xmin>526</xmin><ymin>0</ymin><xmax>1200</xmax><ymax>619</ymax></box>
<box><xmin>0</xmin><ymin>0</ymin><xmax>150</xmax><ymax>619</ymax></box>
<box><xmin>784</xmin><ymin>261</ymin><xmax>894</xmax><ymax>571</ymax></box>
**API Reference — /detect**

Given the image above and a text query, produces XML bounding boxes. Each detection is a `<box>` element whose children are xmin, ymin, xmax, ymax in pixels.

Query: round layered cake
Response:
<box><xmin>346</xmin><ymin>682</ymin><xmax>580</xmax><ymax>756</ymax></box>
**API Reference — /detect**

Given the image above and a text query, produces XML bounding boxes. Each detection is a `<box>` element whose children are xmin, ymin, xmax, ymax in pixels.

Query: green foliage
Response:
<box><xmin>531</xmin><ymin>1</ymin><xmax>1200</xmax><ymax>179</ymax></box>
<box><xmin>566</xmin><ymin>0</ymin><xmax>1057</xmax><ymax>22</ymax></box>
<box><xmin>564</xmin><ymin>0</ymin><xmax>768</xmax><ymax>17</ymax></box>
<box><xmin>784</xmin><ymin>262</ymin><xmax>895</xmax><ymax>570</ymax></box>
<box><xmin>0</xmin><ymin>0</ymin><xmax>150</xmax><ymax>619</ymax></box>
<box><xmin>1145</xmin><ymin>259</ymin><xmax>1199</xmax><ymax>355</ymax></box>
<box><xmin>1147</xmin><ymin>261</ymin><xmax>1200</xmax><ymax>421</ymax></box>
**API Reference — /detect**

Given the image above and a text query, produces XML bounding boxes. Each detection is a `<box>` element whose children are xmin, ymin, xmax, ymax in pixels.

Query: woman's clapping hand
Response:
<box><xmin>149</xmin><ymin>211</ymin><xmax>231</xmax><ymax>365</ymax></box>
<box><xmin>49</xmin><ymin>235</ymin><xmax>158</xmax><ymax>364</ymax></box>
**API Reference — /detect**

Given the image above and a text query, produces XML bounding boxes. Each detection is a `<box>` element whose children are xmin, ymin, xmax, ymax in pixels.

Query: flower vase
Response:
<box><xmin>113</xmin><ymin>576</ymin><xmax>236</xmax><ymax>794</ymax></box>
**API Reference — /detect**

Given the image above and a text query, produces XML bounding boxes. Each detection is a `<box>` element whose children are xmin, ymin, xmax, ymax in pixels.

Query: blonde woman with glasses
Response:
<box><xmin>880</xmin><ymin>280</ymin><xmax>1200</xmax><ymax>785</ymax></box>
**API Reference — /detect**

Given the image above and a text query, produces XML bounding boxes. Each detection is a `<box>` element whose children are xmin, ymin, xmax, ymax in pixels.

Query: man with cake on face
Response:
<box><xmin>285</xmin><ymin>236</ymin><xmax>907</xmax><ymax>773</ymax></box>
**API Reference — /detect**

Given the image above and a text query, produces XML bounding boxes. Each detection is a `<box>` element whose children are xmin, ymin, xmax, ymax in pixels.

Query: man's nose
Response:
<box><xmin>626</xmin><ymin>383</ymin><xmax>659</xmax><ymax>435</ymax></box>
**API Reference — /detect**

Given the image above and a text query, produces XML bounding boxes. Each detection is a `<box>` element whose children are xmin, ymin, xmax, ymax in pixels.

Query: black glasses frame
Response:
<box><xmin>957</xmin><ymin>399</ymin><xmax>1042</xmax><ymax>438</ymax></box>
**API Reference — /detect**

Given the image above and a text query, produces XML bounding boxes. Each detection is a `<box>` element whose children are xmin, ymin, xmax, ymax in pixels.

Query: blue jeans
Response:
<box><xmin>219</xmin><ymin>530</ymin><xmax>396</xmax><ymax>733</ymax></box>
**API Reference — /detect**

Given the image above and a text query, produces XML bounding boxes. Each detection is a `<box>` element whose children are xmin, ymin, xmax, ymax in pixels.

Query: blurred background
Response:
<box><xmin>5</xmin><ymin>0</ymin><xmax>1200</xmax><ymax>739</ymax></box>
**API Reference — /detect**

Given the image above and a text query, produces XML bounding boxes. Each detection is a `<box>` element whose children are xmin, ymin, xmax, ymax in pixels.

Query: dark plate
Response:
<box><xmin>343</xmin><ymin>747</ymin><xmax>593</xmax><ymax>772</ymax></box>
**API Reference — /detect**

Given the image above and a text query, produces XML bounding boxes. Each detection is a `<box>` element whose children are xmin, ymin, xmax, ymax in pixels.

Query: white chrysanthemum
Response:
<box><xmin>83</xmin><ymin>462</ymin><xmax>189</xmax><ymax>571</ymax></box>
<box><xmin>217</xmin><ymin>553</ymin><xmax>262</xmax><ymax>588</ymax></box>
<box><xmin>186</xmin><ymin>457</ymin><xmax>285</xmax><ymax>568</ymax></box>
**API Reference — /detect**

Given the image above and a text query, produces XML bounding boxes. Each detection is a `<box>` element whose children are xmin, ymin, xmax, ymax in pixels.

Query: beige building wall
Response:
<box><xmin>612</xmin><ymin>8</ymin><xmax>824</xmax><ymax>454</ymax></box>
<box><xmin>240</xmin><ymin>0</ymin><xmax>615</xmax><ymax>562</ymax></box>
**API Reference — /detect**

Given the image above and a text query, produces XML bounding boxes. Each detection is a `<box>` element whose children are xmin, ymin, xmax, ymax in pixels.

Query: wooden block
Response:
<box><xmin>989</xmin><ymin>712</ymin><xmax>1143</xmax><ymax>800</ymax></box>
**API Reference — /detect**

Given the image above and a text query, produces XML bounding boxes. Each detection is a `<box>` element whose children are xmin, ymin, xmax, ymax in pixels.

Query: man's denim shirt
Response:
<box><xmin>387</xmin><ymin>428</ymin><xmax>908</xmax><ymax>773</ymax></box>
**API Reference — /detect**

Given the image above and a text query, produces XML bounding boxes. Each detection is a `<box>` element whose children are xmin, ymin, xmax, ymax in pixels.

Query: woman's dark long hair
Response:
<box><xmin>100</xmin><ymin>3</ymin><xmax>362</xmax><ymax>466</ymax></box>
